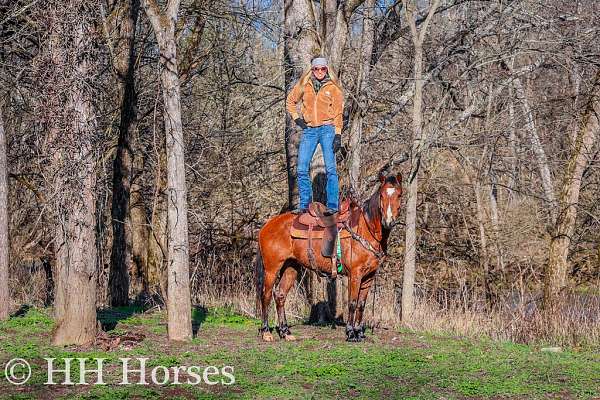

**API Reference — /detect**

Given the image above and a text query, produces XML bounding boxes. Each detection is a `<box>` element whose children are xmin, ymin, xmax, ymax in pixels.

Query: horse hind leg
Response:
<box><xmin>257</xmin><ymin>250</ymin><xmax>283</xmax><ymax>342</ymax></box>
<box><xmin>274</xmin><ymin>264</ymin><xmax>298</xmax><ymax>341</ymax></box>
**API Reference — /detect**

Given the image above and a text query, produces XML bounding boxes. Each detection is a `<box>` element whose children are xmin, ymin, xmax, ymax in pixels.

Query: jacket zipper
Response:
<box><xmin>311</xmin><ymin>80</ymin><xmax>335</xmax><ymax>127</ymax></box>
<box><xmin>313</xmin><ymin>82</ymin><xmax>318</xmax><ymax>125</ymax></box>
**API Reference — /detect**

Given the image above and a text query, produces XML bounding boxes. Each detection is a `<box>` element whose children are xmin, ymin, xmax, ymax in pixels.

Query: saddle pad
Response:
<box><xmin>290</xmin><ymin>218</ymin><xmax>352</xmax><ymax>240</ymax></box>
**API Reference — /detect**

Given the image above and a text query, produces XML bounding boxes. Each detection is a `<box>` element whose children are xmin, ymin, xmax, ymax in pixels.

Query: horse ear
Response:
<box><xmin>396</xmin><ymin>173</ymin><xmax>403</xmax><ymax>185</ymax></box>
<box><xmin>379</xmin><ymin>171</ymin><xmax>386</xmax><ymax>183</ymax></box>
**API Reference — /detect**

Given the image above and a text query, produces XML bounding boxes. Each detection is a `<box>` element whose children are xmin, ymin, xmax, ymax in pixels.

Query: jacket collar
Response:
<box><xmin>300</xmin><ymin>69</ymin><xmax>340</xmax><ymax>91</ymax></box>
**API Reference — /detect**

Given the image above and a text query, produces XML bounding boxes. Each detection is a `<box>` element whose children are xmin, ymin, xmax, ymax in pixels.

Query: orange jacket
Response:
<box><xmin>286</xmin><ymin>71</ymin><xmax>344</xmax><ymax>134</ymax></box>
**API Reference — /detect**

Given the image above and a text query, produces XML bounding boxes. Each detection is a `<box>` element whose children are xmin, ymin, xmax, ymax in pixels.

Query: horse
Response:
<box><xmin>255</xmin><ymin>172</ymin><xmax>403</xmax><ymax>342</ymax></box>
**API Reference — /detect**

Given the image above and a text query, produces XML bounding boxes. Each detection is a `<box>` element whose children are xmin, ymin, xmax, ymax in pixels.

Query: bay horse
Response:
<box><xmin>255</xmin><ymin>173</ymin><xmax>403</xmax><ymax>342</ymax></box>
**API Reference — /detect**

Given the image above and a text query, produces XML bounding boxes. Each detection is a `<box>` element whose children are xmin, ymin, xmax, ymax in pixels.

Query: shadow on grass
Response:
<box><xmin>192</xmin><ymin>306</ymin><xmax>208</xmax><ymax>337</ymax></box>
<box><xmin>97</xmin><ymin>305</ymin><xmax>147</xmax><ymax>331</ymax></box>
<box><xmin>11</xmin><ymin>304</ymin><xmax>32</xmax><ymax>318</ymax></box>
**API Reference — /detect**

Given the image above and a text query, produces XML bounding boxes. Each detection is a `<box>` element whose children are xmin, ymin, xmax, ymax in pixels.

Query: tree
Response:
<box><xmin>107</xmin><ymin>0</ymin><xmax>141</xmax><ymax>307</ymax></box>
<box><xmin>283</xmin><ymin>0</ymin><xmax>319</xmax><ymax>210</ymax></box>
<box><xmin>348</xmin><ymin>0</ymin><xmax>376</xmax><ymax>195</ymax></box>
<box><xmin>402</xmin><ymin>0</ymin><xmax>440</xmax><ymax>322</ymax></box>
<box><xmin>0</xmin><ymin>106</ymin><xmax>9</xmax><ymax>320</ymax></box>
<box><xmin>511</xmin><ymin>73</ymin><xmax>557</xmax><ymax>221</ymax></box>
<box><xmin>49</xmin><ymin>3</ymin><xmax>100</xmax><ymax>345</ymax></box>
<box><xmin>142</xmin><ymin>0</ymin><xmax>192</xmax><ymax>341</ymax></box>
<box><xmin>544</xmin><ymin>69</ymin><xmax>600</xmax><ymax>311</ymax></box>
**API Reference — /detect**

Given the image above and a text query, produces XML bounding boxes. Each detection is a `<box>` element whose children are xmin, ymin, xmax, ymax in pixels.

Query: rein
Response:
<box><xmin>342</xmin><ymin>220</ymin><xmax>385</xmax><ymax>259</ymax></box>
<box><xmin>341</xmin><ymin>194</ymin><xmax>387</xmax><ymax>260</ymax></box>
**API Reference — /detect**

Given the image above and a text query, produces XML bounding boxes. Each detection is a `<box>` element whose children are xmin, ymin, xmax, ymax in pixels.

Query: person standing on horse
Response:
<box><xmin>286</xmin><ymin>56</ymin><xmax>344</xmax><ymax>216</ymax></box>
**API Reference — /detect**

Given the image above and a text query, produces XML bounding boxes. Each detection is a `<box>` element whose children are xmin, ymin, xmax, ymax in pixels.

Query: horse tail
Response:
<box><xmin>255</xmin><ymin>243</ymin><xmax>265</xmax><ymax>317</ymax></box>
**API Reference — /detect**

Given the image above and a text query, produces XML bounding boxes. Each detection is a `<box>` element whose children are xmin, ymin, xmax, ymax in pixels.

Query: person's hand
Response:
<box><xmin>333</xmin><ymin>134</ymin><xmax>342</xmax><ymax>153</ymax></box>
<box><xmin>294</xmin><ymin>118</ymin><xmax>308</xmax><ymax>130</ymax></box>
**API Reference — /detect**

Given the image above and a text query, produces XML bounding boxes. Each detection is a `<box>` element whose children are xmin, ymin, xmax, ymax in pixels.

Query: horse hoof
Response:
<box><xmin>355</xmin><ymin>330</ymin><xmax>366</xmax><ymax>342</ymax></box>
<box><xmin>284</xmin><ymin>334</ymin><xmax>296</xmax><ymax>342</ymax></box>
<box><xmin>262</xmin><ymin>332</ymin><xmax>274</xmax><ymax>342</ymax></box>
<box><xmin>346</xmin><ymin>326</ymin><xmax>356</xmax><ymax>342</ymax></box>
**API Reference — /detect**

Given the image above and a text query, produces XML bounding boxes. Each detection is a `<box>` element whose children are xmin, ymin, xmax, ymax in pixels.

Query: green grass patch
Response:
<box><xmin>0</xmin><ymin>308</ymin><xmax>53</xmax><ymax>335</ymax></box>
<box><xmin>193</xmin><ymin>306</ymin><xmax>259</xmax><ymax>328</ymax></box>
<box><xmin>0</xmin><ymin>307</ymin><xmax>597</xmax><ymax>399</ymax></box>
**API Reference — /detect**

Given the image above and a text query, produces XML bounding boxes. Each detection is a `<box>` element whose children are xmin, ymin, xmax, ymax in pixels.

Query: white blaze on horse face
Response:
<box><xmin>384</xmin><ymin>188</ymin><xmax>396</xmax><ymax>225</ymax></box>
<box><xmin>385</xmin><ymin>203</ymin><xmax>393</xmax><ymax>225</ymax></box>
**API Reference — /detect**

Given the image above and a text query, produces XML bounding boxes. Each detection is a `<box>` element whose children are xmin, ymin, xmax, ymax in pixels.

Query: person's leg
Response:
<box><xmin>296</xmin><ymin>127</ymin><xmax>320</xmax><ymax>209</ymax></box>
<box><xmin>319</xmin><ymin>125</ymin><xmax>339</xmax><ymax>211</ymax></box>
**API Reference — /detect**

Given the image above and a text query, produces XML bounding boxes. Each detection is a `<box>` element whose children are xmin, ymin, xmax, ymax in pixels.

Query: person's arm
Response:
<box><xmin>286</xmin><ymin>81</ymin><xmax>303</xmax><ymax>121</ymax></box>
<box><xmin>333</xmin><ymin>86</ymin><xmax>344</xmax><ymax>135</ymax></box>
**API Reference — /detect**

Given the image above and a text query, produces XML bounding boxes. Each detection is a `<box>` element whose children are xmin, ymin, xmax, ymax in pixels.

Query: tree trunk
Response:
<box><xmin>507</xmin><ymin>88</ymin><xmax>519</xmax><ymax>202</ymax></box>
<box><xmin>474</xmin><ymin>178</ymin><xmax>491</xmax><ymax>305</ymax></box>
<box><xmin>0</xmin><ymin>108</ymin><xmax>9</xmax><ymax>320</ymax></box>
<box><xmin>544</xmin><ymin>70</ymin><xmax>600</xmax><ymax>311</ymax></box>
<box><xmin>348</xmin><ymin>0</ymin><xmax>375</xmax><ymax>196</ymax></box>
<box><xmin>403</xmin><ymin>173</ymin><xmax>418</xmax><ymax>321</ymax></box>
<box><xmin>488</xmin><ymin>180</ymin><xmax>504</xmax><ymax>272</ymax></box>
<box><xmin>108</xmin><ymin>0</ymin><xmax>140</xmax><ymax>307</ymax></box>
<box><xmin>321</xmin><ymin>0</ymin><xmax>337</xmax><ymax>48</ymax></box>
<box><xmin>283</xmin><ymin>0</ymin><xmax>319</xmax><ymax>209</ymax></box>
<box><xmin>130</xmin><ymin>155</ymin><xmax>149</xmax><ymax>297</ymax></box>
<box><xmin>52</xmin><ymin>19</ymin><xmax>99</xmax><ymax>346</ymax></box>
<box><xmin>512</xmin><ymin>77</ymin><xmax>556</xmax><ymax>220</ymax></box>
<box><xmin>327</xmin><ymin>5</ymin><xmax>348</xmax><ymax>74</ymax></box>
<box><xmin>402</xmin><ymin>0</ymin><xmax>439</xmax><ymax>322</ymax></box>
<box><xmin>52</xmin><ymin>168</ymin><xmax>98</xmax><ymax>345</ymax></box>
<box><xmin>146</xmin><ymin>156</ymin><xmax>169</xmax><ymax>300</ymax></box>
<box><xmin>143</xmin><ymin>0</ymin><xmax>192</xmax><ymax>341</ymax></box>
<box><xmin>402</xmin><ymin>33</ymin><xmax>423</xmax><ymax>321</ymax></box>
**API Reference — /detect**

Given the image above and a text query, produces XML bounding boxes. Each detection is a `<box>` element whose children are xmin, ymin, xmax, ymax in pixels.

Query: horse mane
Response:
<box><xmin>363</xmin><ymin>186</ymin><xmax>381</xmax><ymax>225</ymax></box>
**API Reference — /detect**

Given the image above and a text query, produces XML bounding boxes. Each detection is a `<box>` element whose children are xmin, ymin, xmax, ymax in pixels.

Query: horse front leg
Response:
<box><xmin>345</xmin><ymin>275</ymin><xmax>361</xmax><ymax>342</ymax></box>
<box><xmin>354</xmin><ymin>275</ymin><xmax>375</xmax><ymax>342</ymax></box>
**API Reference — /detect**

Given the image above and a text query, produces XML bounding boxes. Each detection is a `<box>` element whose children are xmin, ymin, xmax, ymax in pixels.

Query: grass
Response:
<box><xmin>0</xmin><ymin>307</ymin><xmax>598</xmax><ymax>399</ymax></box>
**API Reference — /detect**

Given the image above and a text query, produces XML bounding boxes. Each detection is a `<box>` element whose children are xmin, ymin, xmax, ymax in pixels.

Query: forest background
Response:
<box><xmin>0</xmin><ymin>0</ymin><xmax>599</xmax><ymax>347</ymax></box>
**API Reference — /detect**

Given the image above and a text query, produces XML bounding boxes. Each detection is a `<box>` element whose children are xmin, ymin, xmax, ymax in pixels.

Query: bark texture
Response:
<box><xmin>52</xmin><ymin>18</ymin><xmax>99</xmax><ymax>345</ymax></box>
<box><xmin>143</xmin><ymin>0</ymin><xmax>192</xmax><ymax>341</ymax></box>
<box><xmin>0</xmin><ymin>108</ymin><xmax>9</xmax><ymax>320</ymax></box>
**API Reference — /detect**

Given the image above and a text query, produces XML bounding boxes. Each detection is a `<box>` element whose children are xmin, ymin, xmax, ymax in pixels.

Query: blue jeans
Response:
<box><xmin>297</xmin><ymin>125</ymin><xmax>339</xmax><ymax>210</ymax></box>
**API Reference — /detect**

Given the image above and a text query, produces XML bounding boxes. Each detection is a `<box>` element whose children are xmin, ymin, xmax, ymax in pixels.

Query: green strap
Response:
<box><xmin>336</xmin><ymin>231</ymin><xmax>343</xmax><ymax>273</ymax></box>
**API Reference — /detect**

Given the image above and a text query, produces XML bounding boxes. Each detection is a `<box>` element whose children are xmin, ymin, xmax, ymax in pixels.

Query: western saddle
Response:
<box><xmin>290</xmin><ymin>199</ymin><xmax>359</xmax><ymax>278</ymax></box>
